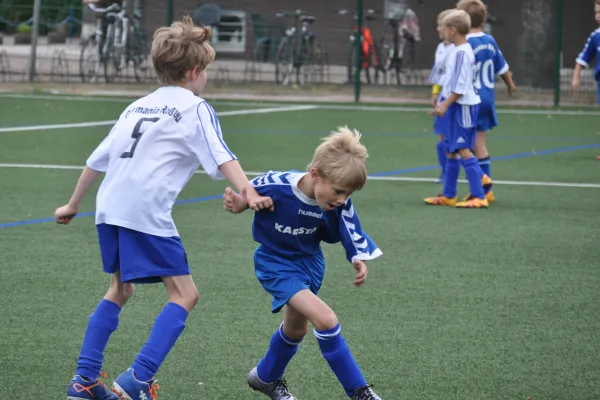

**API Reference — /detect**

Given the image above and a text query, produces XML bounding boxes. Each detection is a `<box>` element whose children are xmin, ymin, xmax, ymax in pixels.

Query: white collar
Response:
<box><xmin>288</xmin><ymin>173</ymin><xmax>318</xmax><ymax>206</ymax></box>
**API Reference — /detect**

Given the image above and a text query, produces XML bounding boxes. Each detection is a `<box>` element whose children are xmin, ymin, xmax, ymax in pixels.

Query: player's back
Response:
<box><xmin>89</xmin><ymin>86</ymin><xmax>235</xmax><ymax>237</ymax></box>
<box><xmin>467</xmin><ymin>32</ymin><xmax>509</xmax><ymax>105</ymax></box>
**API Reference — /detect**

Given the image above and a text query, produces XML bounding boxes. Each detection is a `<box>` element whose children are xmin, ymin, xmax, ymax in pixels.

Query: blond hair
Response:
<box><xmin>307</xmin><ymin>127</ymin><xmax>368</xmax><ymax>191</ymax></box>
<box><xmin>442</xmin><ymin>10</ymin><xmax>471</xmax><ymax>35</ymax></box>
<box><xmin>151</xmin><ymin>16</ymin><xmax>216</xmax><ymax>85</ymax></box>
<box><xmin>456</xmin><ymin>0</ymin><xmax>487</xmax><ymax>28</ymax></box>
<box><xmin>437</xmin><ymin>9</ymin><xmax>455</xmax><ymax>25</ymax></box>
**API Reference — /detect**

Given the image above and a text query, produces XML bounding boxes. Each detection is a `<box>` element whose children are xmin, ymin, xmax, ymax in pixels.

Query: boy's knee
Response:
<box><xmin>311</xmin><ymin>308</ymin><xmax>339</xmax><ymax>332</ymax></box>
<box><xmin>107</xmin><ymin>279</ymin><xmax>134</xmax><ymax>304</ymax></box>
<box><xmin>172</xmin><ymin>286</ymin><xmax>200</xmax><ymax>311</ymax></box>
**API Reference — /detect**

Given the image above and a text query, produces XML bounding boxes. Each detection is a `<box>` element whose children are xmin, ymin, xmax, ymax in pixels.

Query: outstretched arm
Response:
<box><xmin>219</xmin><ymin>160</ymin><xmax>273</xmax><ymax>211</ymax></box>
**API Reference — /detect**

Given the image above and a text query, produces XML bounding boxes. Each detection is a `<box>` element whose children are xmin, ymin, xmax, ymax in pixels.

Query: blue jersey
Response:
<box><xmin>577</xmin><ymin>28</ymin><xmax>600</xmax><ymax>81</ymax></box>
<box><xmin>467</xmin><ymin>32</ymin><xmax>509</xmax><ymax>106</ymax></box>
<box><xmin>250</xmin><ymin>171</ymin><xmax>382</xmax><ymax>263</ymax></box>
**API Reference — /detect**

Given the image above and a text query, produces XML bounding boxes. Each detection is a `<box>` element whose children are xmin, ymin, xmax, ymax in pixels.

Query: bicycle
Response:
<box><xmin>337</xmin><ymin>8</ymin><xmax>385</xmax><ymax>85</ymax></box>
<box><xmin>79</xmin><ymin>0</ymin><xmax>148</xmax><ymax>83</ymax></box>
<box><xmin>379</xmin><ymin>7</ymin><xmax>420</xmax><ymax>85</ymax></box>
<box><xmin>274</xmin><ymin>9</ymin><xmax>317</xmax><ymax>86</ymax></box>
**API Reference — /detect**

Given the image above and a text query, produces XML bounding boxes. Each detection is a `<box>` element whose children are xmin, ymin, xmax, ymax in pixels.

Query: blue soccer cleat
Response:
<box><xmin>67</xmin><ymin>372</ymin><xmax>122</xmax><ymax>400</ymax></box>
<box><xmin>112</xmin><ymin>368</ymin><xmax>160</xmax><ymax>400</ymax></box>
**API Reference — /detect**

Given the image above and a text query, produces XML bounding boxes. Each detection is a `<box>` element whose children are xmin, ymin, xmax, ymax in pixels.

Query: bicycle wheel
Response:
<box><xmin>295</xmin><ymin>39</ymin><xmax>314</xmax><ymax>86</ymax></box>
<box><xmin>128</xmin><ymin>26</ymin><xmax>149</xmax><ymax>82</ymax></box>
<box><xmin>79</xmin><ymin>36</ymin><xmax>102</xmax><ymax>83</ymax></box>
<box><xmin>275</xmin><ymin>36</ymin><xmax>294</xmax><ymax>85</ymax></box>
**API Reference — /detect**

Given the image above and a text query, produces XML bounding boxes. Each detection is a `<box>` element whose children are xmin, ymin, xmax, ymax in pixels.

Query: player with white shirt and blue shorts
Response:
<box><xmin>429</xmin><ymin>9</ymin><xmax>455</xmax><ymax>183</ymax></box>
<box><xmin>223</xmin><ymin>127</ymin><xmax>384</xmax><ymax>400</ymax></box>
<box><xmin>424</xmin><ymin>10</ymin><xmax>489</xmax><ymax>209</ymax></box>
<box><xmin>56</xmin><ymin>17</ymin><xmax>273</xmax><ymax>400</ymax></box>
<box><xmin>457</xmin><ymin>0</ymin><xmax>517</xmax><ymax>201</ymax></box>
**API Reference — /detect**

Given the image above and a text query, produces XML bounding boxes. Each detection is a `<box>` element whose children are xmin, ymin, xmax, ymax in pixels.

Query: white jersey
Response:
<box><xmin>86</xmin><ymin>86</ymin><xmax>237</xmax><ymax>237</ymax></box>
<box><xmin>428</xmin><ymin>42</ymin><xmax>455</xmax><ymax>86</ymax></box>
<box><xmin>441</xmin><ymin>43</ymin><xmax>481</xmax><ymax>106</ymax></box>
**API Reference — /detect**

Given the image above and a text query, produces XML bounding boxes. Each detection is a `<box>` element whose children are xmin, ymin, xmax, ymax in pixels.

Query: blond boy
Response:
<box><xmin>223</xmin><ymin>128</ymin><xmax>383</xmax><ymax>399</ymax></box>
<box><xmin>59</xmin><ymin>16</ymin><xmax>272</xmax><ymax>400</ymax></box>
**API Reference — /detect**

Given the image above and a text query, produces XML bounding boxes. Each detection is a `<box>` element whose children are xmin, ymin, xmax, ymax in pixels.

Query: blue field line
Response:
<box><xmin>1</xmin><ymin>143</ymin><xmax>599</xmax><ymax>229</ymax></box>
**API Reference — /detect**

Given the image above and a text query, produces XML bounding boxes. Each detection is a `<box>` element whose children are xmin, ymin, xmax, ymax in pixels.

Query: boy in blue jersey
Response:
<box><xmin>429</xmin><ymin>9</ymin><xmax>455</xmax><ymax>184</ymax></box>
<box><xmin>457</xmin><ymin>0</ymin><xmax>516</xmax><ymax>201</ymax></box>
<box><xmin>223</xmin><ymin>127</ymin><xmax>384</xmax><ymax>400</ymax></box>
<box><xmin>572</xmin><ymin>0</ymin><xmax>600</xmax><ymax>160</ymax></box>
<box><xmin>425</xmin><ymin>10</ymin><xmax>488</xmax><ymax>208</ymax></box>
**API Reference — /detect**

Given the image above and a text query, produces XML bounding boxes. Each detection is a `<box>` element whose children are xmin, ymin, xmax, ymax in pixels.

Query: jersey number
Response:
<box><xmin>120</xmin><ymin>117</ymin><xmax>159</xmax><ymax>158</ymax></box>
<box><xmin>474</xmin><ymin>59</ymin><xmax>495</xmax><ymax>90</ymax></box>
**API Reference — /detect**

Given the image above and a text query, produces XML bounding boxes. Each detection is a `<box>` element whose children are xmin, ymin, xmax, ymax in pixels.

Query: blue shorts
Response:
<box><xmin>97</xmin><ymin>223</ymin><xmax>191</xmax><ymax>284</ymax></box>
<box><xmin>444</xmin><ymin>103</ymin><xmax>480</xmax><ymax>154</ymax></box>
<box><xmin>476</xmin><ymin>101</ymin><xmax>498</xmax><ymax>132</ymax></box>
<box><xmin>254</xmin><ymin>245</ymin><xmax>325</xmax><ymax>313</ymax></box>
<box><xmin>433</xmin><ymin>96</ymin><xmax>449</xmax><ymax>135</ymax></box>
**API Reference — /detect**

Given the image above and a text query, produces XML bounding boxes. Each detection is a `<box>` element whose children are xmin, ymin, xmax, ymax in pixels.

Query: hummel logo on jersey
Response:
<box><xmin>140</xmin><ymin>391</ymin><xmax>148</xmax><ymax>400</ymax></box>
<box><xmin>456</xmin><ymin>137</ymin><xmax>466</xmax><ymax>144</ymax></box>
<box><xmin>298</xmin><ymin>209</ymin><xmax>323</xmax><ymax>219</ymax></box>
<box><xmin>275</xmin><ymin>223</ymin><xmax>318</xmax><ymax>236</ymax></box>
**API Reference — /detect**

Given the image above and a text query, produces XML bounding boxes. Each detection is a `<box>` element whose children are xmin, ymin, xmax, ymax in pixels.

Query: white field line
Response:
<box><xmin>2</xmin><ymin>163</ymin><xmax>599</xmax><ymax>188</ymax></box>
<box><xmin>0</xmin><ymin>93</ymin><xmax>598</xmax><ymax>116</ymax></box>
<box><xmin>0</xmin><ymin>105</ymin><xmax>318</xmax><ymax>133</ymax></box>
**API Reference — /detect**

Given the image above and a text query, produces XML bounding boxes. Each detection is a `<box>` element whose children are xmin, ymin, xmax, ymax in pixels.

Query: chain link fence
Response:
<box><xmin>0</xmin><ymin>0</ymin><xmax>597</xmax><ymax>106</ymax></box>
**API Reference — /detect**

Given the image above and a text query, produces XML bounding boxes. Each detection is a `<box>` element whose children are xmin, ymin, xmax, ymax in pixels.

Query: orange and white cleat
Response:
<box><xmin>455</xmin><ymin>197</ymin><xmax>489</xmax><ymax>208</ymax></box>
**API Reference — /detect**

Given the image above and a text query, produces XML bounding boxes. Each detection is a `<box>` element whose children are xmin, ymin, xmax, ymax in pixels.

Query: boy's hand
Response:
<box><xmin>572</xmin><ymin>76</ymin><xmax>581</xmax><ymax>92</ymax></box>
<box><xmin>242</xmin><ymin>186</ymin><xmax>274</xmax><ymax>211</ymax></box>
<box><xmin>55</xmin><ymin>203</ymin><xmax>78</xmax><ymax>225</ymax></box>
<box><xmin>353</xmin><ymin>260</ymin><xmax>368</xmax><ymax>287</ymax></box>
<box><xmin>507</xmin><ymin>83</ymin><xmax>517</xmax><ymax>96</ymax></box>
<box><xmin>223</xmin><ymin>187</ymin><xmax>248</xmax><ymax>213</ymax></box>
<box><xmin>430</xmin><ymin>102</ymin><xmax>449</xmax><ymax>117</ymax></box>
<box><xmin>431</xmin><ymin>94</ymin><xmax>439</xmax><ymax>108</ymax></box>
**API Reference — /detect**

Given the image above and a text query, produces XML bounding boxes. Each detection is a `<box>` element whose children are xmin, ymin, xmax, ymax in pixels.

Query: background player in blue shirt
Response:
<box><xmin>223</xmin><ymin>127</ymin><xmax>384</xmax><ymax>400</ymax></box>
<box><xmin>571</xmin><ymin>0</ymin><xmax>600</xmax><ymax>160</ymax></box>
<box><xmin>457</xmin><ymin>0</ymin><xmax>517</xmax><ymax>202</ymax></box>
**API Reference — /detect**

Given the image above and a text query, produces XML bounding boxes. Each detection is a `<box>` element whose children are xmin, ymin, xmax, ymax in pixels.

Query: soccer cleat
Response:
<box><xmin>424</xmin><ymin>194</ymin><xmax>456</xmax><ymax>206</ymax></box>
<box><xmin>351</xmin><ymin>385</ymin><xmax>382</xmax><ymax>400</ymax></box>
<box><xmin>67</xmin><ymin>372</ymin><xmax>123</xmax><ymax>400</ymax></box>
<box><xmin>112</xmin><ymin>368</ymin><xmax>160</xmax><ymax>400</ymax></box>
<box><xmin>455</xmin><ymin>197</ymin><xmax>489</xmax><ymax>208</ymax></box>
<box><xmin>463</xmin><ymin>191</ymin><xmax>496</xmax><ymax>203</ymax></box>
<box><xmin>248</xmin><ymin>367</ymin><xmax>296</xmax><ymax>399</ymax></box>
<box><xmin>481</xmin><ymin>174</ymin><xmax>492</xmax><ymax>191</ymax></box>
<box><xmin>596</xmin><ymin>155</ymin><xmax>600</xmax><ymax>160</ymax></box>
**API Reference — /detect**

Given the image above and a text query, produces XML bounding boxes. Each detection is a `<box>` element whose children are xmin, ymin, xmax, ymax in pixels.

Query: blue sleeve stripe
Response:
<box><xmin>451</xmin><ymin>51</ymin><xmax>465</xmax><ymax>92</ymax></box>
<box><xmin>202</xmin><ymin>102</ymin><xmax>236</xmax><ymax>160</ymax></box>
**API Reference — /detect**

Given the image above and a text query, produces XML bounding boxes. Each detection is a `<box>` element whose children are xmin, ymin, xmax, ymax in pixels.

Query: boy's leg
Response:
<box><xmin>67</xmin><ymin>273</ymin><xmax>133</xmax><ymax>400</ymax></box>
<box><xmin>288</xmin><ymin>290</ymin><xmax>379</xmax><ymax>399</ymax></box>
<box><xmin>475</xmin><ymin>130</ymin><xmax>493</xmax><ymax>195</ymax></box>
<box><xmin>436</xmin><ymin>135</ymin><xmax>447</xmax><ymax>183</ymax></box>
<box><xmin>249</xmin><ymin>306</ymin><xmax>307</xmax><ymax>399</ymax></box>
<box><xmin>456</xmin><ymin>148</ymin><xmax>488</xmax><ymax>208</ymax></box>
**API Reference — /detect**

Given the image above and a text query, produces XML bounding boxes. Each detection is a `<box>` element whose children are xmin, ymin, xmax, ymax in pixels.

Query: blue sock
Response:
<box><xmin>257</xmin><ymin>323</ymin><xmax>303</xmax><ymax>382</ymax></box>
<box><xmin>436</xmin><ymin>141</ymin><xmax>447</xmax><ymax>174</ymax></box>
<box><xmin>478</xmin><ymin>157</ymin><xmax>492</xmax><ymax>193</ymax></box>
<box><xmin>131</xmin><ymin>302</ymin><xmax>188</xmax><ymax>382</ymax></box>
<box><xmin>315</xmin><ymin>323</ymin><xmax>367</xmax><ymax>397</ymax></box>
<box><xmin>442</xmin><ymin>158</ymin><xmax>460</xmax><ymax>199</ymax></box>
<box><xmin>462</xmin><ymin>157</ymin><xmax>485</xmax><ymax>199</ymax></box>
<box><xmin>76</xmin><ymin>299</ymin><xmax>121</xmax><ymax>380</ymax></box>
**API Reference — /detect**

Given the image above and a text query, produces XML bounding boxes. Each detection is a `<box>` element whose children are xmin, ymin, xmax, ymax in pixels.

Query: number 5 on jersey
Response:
<box><xmin>121</xmin><ymin>117</ymin><xmax>160</xmax><ymax>158</ymax></box>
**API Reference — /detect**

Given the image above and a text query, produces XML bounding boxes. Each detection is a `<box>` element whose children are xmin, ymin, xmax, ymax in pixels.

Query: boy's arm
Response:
<box><xmin>55</xmin><ymin>166</ymin><xmax>101</xmax><ymax>224</ymax></box>
<box><xmin>223</xmin><ymin>172</ymin><xmax>275</xmax><ymax>214</ymax></box>
<box><xmin>573</xmin><ymin>32</ymin><xmax>598</xmax><ymax>91</ymax></box>
<box><xmin>500</xmin><ymin>71</ymin><xmax>517</xmax><ymax>95</ymax></box>
<box><xmin>219</xmin><ymin>160</ymin><xmax>273</xmax><ymax>211</ymax></box>
<box><xmin>572</xmin><ymin>63</ymin><xmax>584</xmax><ymax>91</ymax></box>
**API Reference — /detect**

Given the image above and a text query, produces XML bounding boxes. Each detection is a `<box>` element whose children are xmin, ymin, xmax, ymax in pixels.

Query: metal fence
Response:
<box><xmin>0</xmin><ymin>0</ymin><xmax>597</xmax><ymax>106</ymax></box>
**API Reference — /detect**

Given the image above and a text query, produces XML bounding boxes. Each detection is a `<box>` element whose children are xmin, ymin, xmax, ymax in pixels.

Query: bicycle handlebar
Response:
<box><xmin>275</xmin><ymin>9</ymin><xmax>308</xmax><ymax>18</ymax></box>
<box><xmin>335</xmin><ymin>9</ymin><xmax>378</xmax><ymax>17</ymax></box>
<box><xmin>88</xmin><ymin>3</ymin><xmax>121</xmax><ymax>14</ymax></box>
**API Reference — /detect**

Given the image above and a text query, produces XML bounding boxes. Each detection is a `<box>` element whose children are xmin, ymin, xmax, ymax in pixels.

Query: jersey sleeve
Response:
<box><xmin>492</xmin><ymin>38</ymin><xmax>509</xmax><ymax>76</ymax></box>
<box><xmin>449</xmin><ymin>50</ymin><xmax>470</xmax><ymax>95</ymax></box>
<box><xmin>191</xmin><ymin>102</ymin><xmax>237</xmax><ymax>180</ymax></box>
<box><xmin>319</xmin><ymin>198</ymin><xmax>383</xmax><ymax>263</ymax></box>
<box><xmin>86</xmin><ymin>125</ymin><xmax>117</xmax><ymax>172</ymax></box>
<box><xmin>576</xmin><ymin>31</ymin><xmax>599</xmax><ymax>67</ymax></box>
<box><xmin>250</xmin><ymin>172</ymin><xmax>275</xmax><ymax>197</ymax></box>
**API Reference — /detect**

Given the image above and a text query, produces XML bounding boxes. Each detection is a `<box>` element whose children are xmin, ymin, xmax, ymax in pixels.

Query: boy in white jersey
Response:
<box><xmin>57</xmin><ymin>16</ymin><xmax>273</xmax><ymax>400</ymax></box>
<box><xmin>429</xmin><ymin>9</ymin><xmax>455</xmax><ymax>183</ymax></box>
<box><xmin>457</xmin><ymin>0</ymin><xmax>516</xmax><ymax>201</ymax></box>
<box><xmin>223</xmin><ymin>128</ymin><xmax>384</xmax><ymax>399</ymax></box>
<box><xmin>425</xmin><ymin>10</ymin><xmax>488</xmax><ymax>208</ymax></box>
